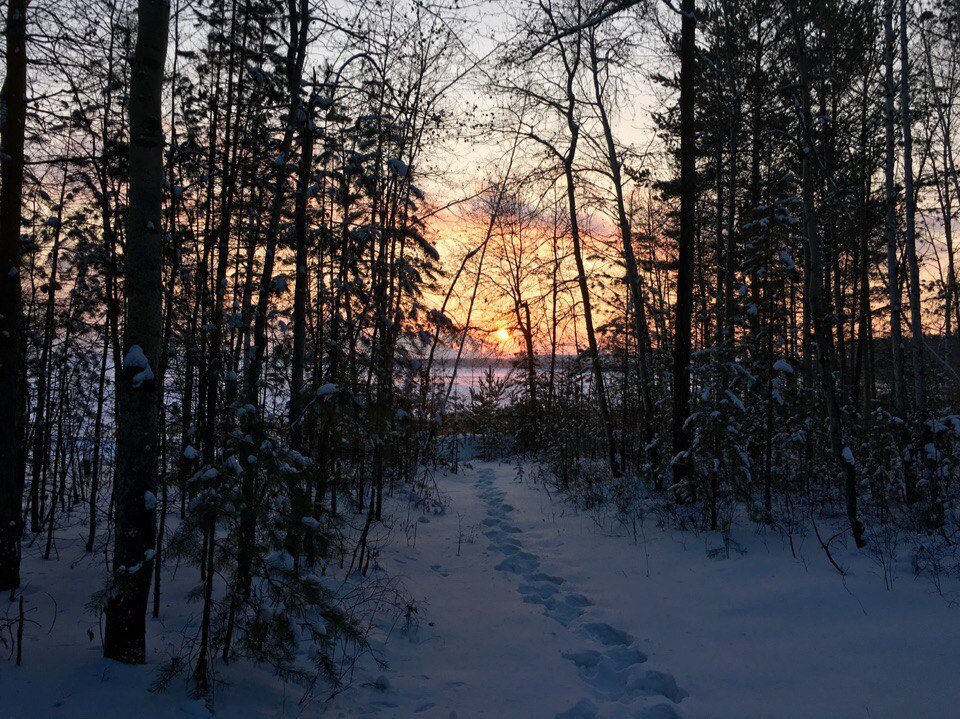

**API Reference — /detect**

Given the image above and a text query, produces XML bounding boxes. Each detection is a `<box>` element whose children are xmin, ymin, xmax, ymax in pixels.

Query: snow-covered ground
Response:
<box><xmin>3</xmin><ymin>460</ymin><xmax>960</xmax><ymax>718</ymax></box>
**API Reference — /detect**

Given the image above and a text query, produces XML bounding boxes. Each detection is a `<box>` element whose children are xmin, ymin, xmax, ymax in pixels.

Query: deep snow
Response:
<box><xmin>2</xmin><ymin>460</ymin><xmax>959</xmax><ymax>718</ymax></box>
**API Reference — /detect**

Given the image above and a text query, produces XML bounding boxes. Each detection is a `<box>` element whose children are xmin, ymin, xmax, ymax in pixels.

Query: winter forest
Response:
<box><xmin>1</xmin><ymin>0</ymin><xmax>960</xmax><ymax>716</ymax></box>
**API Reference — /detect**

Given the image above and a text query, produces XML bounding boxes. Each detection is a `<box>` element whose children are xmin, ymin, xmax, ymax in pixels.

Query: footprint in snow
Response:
<box><xmin>582</xmin><ymin>622</ymin><xmax>634</xmax><ymax>647</ymax></box>
<box><xmin>556</xmin><ymin>697</ymin><xmax>682</xmax><ymax>719</ymax></box>
<box><xmin>472</xmin><ymin>464</ymin><xmax>686</xmax><ymax>718</ymax></box>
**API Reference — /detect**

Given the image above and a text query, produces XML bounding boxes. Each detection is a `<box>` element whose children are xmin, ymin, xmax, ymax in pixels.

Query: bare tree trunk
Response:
<box><xmin>565</xmin><ymin>167</ymin><xmax>620</xmax><ymax>476</ymax></box>
<box><xmin>899</xmin><ymin>0</ymin><xmax>939</xmax><ymax>522</ymax></box>
<box><xmin>290</xmin><ymin>108</ymin><xmax>314</xmax><ymax>455</ymax></box>
<box><xmin>86</xmin><ymin>327</ymin><xmax>110</xmax><ymax>553</ymax></box>
<box><xmin>588</xmin><ymin>30</ymin><xmax>656</xmax><ymax>467</ymax></box>
<box><xmin>898</xmin><ymin>0</ymin><xmax>927</xmax><ymax>421</ymax></box>
<box><xmin>287</xmin><ymin>94</ymin><xmax>316</xmax><ymax>560</ymax></box>
<box><xmin>672</xmin><ymin>0</ymin><xmax>697</xmax><ymax>489</ymax></box>
<box><xmin>152</xmin><ymin>10</ymin><xmax>186</xmax><ymax>614</ymax></box>
<box><xmin>551</xmin><ymin>25</ymin><xmax>620</xmax><ymax>478</ymax></box>
<box><xmin>103</xmin><ymin>0</ymin><xmax>170</xmax><ymax>663</ymax></box>
<box><xmin>852</xmin><ymin>65</ymin><xmax>875</xmax><ymax>429</ymax></box>
<box><xmin>935</xmin><ymin>149</ymin><xmax>958</xmax><ymax>366</ymax></box>
<box><xmin>884</xmin><ymin>0</ymin><xmax>907</xmax><ymax>418</ymax></box>
<box><xmin>549</xmin><ymin>212</ymin><xmax>559</xmax><ymax>410</ymax></box>
<box><xmin>514</xmin><ymin>300</ymin><xmax>537</xmax><ymax>412</ymax></box>
<box><xmin>0</xmin><ymin>0</ymin><xmax>28</xmax><ymax>593</ymax></box>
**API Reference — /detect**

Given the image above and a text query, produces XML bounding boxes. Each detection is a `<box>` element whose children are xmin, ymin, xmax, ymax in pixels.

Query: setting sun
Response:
<box><xmin>495</xmin><ymin>327</ymin><xmax>510</xmax><ymax>342</ymax></box>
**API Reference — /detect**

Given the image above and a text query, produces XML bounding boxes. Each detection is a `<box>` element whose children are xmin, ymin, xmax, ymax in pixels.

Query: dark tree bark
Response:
<box><xmin>588</xmin><ymin>29</ymin><xmax>656</xmax><ymax>468</ymax></box>
<box><xmin>898</xmin><ymin>0</ymin><xmax>927</xmax><ymax>420</ymax></box>
<box><xmin>0</xmin><ymin>0</ymin><xmax>28</xmax><ymax>593</ymax></box>
<box><xmin>103</xmin><ymin>0</ymin><xmax>170</xmax><ymax>663</ymax></box>
<box><xmin>883</xmin><ymin>0</ymin><xmax>907</xmax><ymax>418</ymax></box>
<box><xmin>87</xmin><ymin>324</ymin><xmax>111</xmax><ymax>553</ymax></box>
<box><xmin>287</xmin><ymin>92</ymin><xmax>316</xmax><ymax>560</ymax></box>
<box><xmin>671</xmin><ymin>0</ymin><xmax>697</xmax><ymax>489</ymax></box>
<box><xmin>538</xmin><ymin>10</ymin><xmax>620</xmax><ymax>479</ymax></box>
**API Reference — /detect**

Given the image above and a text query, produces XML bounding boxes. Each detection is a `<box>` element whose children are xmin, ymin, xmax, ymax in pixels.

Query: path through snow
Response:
<box><xmin>333</xmin><ymin>460</ymin><xmax>960</xmax><ymax>719</ymax></box>
<box><xmin>5</xmin><ymin>459</ymin><xmax>960</xmax><ymax>719</ymax></box>
<box><xmin>475</xmin><ymin>465</ymin><xmax>684</xmax><ymax>719</ymax></box>
<box><xmin>329</xmin><ymin>461</ymin><xmax>686</xmax><ymax>719</ymax></box>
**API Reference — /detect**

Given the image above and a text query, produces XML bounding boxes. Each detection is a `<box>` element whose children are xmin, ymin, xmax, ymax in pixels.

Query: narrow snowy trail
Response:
<box><xmin>8</xmin><ymin>458</ymin><xmax>958</xmax><ymax>719</ymax></box>
<box><xmin>474</xmin><ymin>465</ymin><xmax>684</xmax><ymax>719</ymax></box>
<box><xmin>332</xmin><ymin>461</ymin><xmax>685</xmax><ymax>719</ymax></box>
<box><xmin>338</xmin><ymin>460</ymin><xmax>960</xmax><ymax>719</ymax></box>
